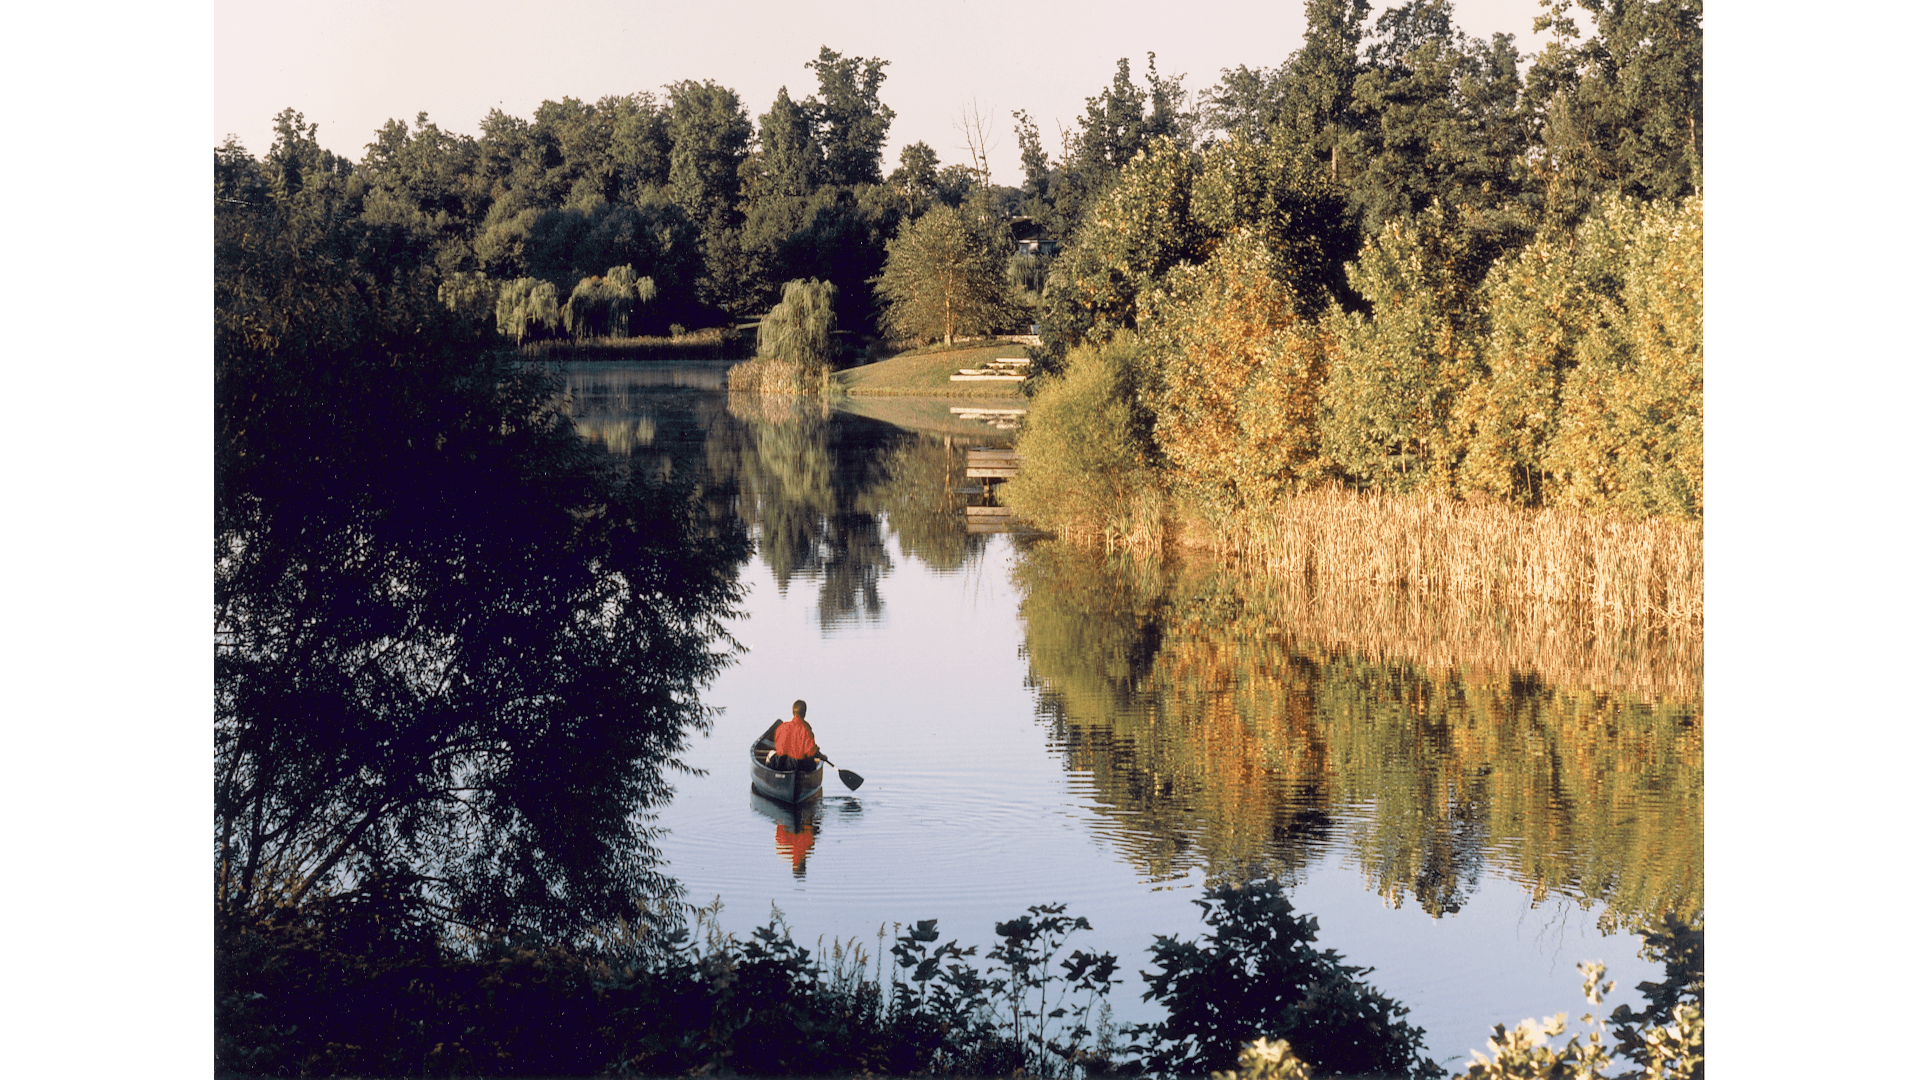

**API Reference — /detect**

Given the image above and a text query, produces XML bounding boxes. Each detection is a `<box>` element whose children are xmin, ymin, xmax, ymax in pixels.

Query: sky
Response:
<box><xmin>215</xmin><ymin>0</ymin><xmax>1576</xmax><ymax>182</ymax></box>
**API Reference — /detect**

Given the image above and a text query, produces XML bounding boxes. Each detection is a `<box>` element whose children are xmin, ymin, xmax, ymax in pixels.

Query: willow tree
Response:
<box><xmin>438</xmin><ymin>270</ymin><xmax>498</xmax><ymax>327</ymax></box>
<box><xmin>563</xmin><ymin>264</ymin><xmax>658</xmax><ymax>338</ymax></box>
<box><xmin>756</xmin><ymin>278</ymin><xmax>840</xmax><ymax>364</ymax></box>
<box><xmin>495</xmin><ymin>277</ymin><xmax>560</xmax><ymax>345</ymax></box>
<box><xmin>876</xmin><ymin>203</ymin><xmax>1013</xmax><ymax>346</ymax></box>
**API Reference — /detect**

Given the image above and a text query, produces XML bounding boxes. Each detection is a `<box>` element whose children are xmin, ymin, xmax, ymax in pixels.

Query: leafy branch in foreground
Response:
<box><xmin>1129</xmin><ymin>879</ymin><xmax>1441</xmax><ymax>1079</ymax></box>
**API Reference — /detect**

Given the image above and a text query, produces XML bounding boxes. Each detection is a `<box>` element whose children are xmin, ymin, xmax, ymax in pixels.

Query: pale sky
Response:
<box><xmin>215</xmin><ymin>0</ymin><xmax>1576</xmax><ymax>181</ymax></box>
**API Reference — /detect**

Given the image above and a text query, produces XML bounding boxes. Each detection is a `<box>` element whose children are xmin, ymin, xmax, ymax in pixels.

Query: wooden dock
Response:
<box><xmin>944</xmin><ymin>444</ymin><xmax>1026</xmax><ymax>534</ymax></box>
<box><xmin>965</xmin><ymin>448</ymin><xmax>1021</xmax><ymax>479</ymax></box>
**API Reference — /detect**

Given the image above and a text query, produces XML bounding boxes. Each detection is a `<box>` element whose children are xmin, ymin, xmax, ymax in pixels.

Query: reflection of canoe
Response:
<box><xmin>749</xmin><ymin>788</ymin><xmax>820</xmax><ymax>828</ymax></box>
<box><xmin>750</xmin><ymin>735</ymin><xmax>825</xmax><ymax>805</ymax></box>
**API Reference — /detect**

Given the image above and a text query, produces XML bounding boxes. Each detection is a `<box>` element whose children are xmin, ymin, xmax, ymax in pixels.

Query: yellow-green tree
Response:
<box><xmin>1320</xmin><ymin>204</ymin><xmax>1487</xmax><ymax>494</ymax></box>
<box><xmin>1451</xmin><ymin>234</ymin><xmax>1600</xmax><ymax>505</ymax></box>
<box><xmin>1139</xmin><ymin>231</ymin><xmax>1330</xmax><ymax>506</ymax></box>
<box><xmin>1543</xmin><ymin>196</ymin><xmax>1703</xmax><ymax>518</ymax></box>
<box><xmin>1002</xmin><ymin>333</ymin><xmax>1162</xmax><ymax>540</ymax></box>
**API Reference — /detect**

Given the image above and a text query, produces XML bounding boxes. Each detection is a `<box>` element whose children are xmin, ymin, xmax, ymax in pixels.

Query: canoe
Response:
<box><xmin>750</xmin><ymin>734</ymin><xmax>825</xmax><ymax>805</ymax></box>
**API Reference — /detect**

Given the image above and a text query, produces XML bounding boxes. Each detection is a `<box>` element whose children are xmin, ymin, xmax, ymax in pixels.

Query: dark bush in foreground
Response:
<box><xmin>216</xmin><ymin>882</ymin><xmax>1700</xmax><ymax>1079</ymax></box>
<box><xmin>1128</xmin><ymin>880</ymin><xmax>1441</xmax><ymax>1079</ymax></box>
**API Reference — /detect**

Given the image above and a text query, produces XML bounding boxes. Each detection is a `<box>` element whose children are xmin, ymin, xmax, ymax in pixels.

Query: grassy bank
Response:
<box><xmin>835</xmin><ymin>340</ymin><xmax>1035</xmax><ymax>396</ymax></box>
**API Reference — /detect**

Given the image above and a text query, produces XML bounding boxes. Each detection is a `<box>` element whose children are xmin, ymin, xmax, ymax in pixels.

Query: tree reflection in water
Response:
<box><xmin>705</xmin><ymin>394</ymin><xmax>995</xmax><ymax>628</ymax></box>
<box><xmin>215</xmin><ymin>355</ymin><xmax>750</xmax><ymax>939</ymax></box>
<box><xmin>1014</xmin><ymin>544</ymin><xmax>1703</xmax><ymax>928</ymax></box>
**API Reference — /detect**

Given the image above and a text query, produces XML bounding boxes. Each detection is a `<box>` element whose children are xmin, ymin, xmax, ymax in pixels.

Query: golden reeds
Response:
<box><xmin>1179</xmin><ymin>488</ymin><xmax>1702</xmax><ymax>625</ymax></box>
<box><xmin>725</xmin><ymin>356</ymin><xmax>830</xmax><ymax>396</ymax></box>
<box><xmin>1164</xmin><ymin>489</ymin><xmax>1703</xmax><ymax>698</ymax></box>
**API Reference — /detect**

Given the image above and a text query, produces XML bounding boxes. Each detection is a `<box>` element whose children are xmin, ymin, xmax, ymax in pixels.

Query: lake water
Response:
<box><xmin>562</xmin><ymin>361</ymin><xmax>1704</xmax><ymax>1072</ymax></box>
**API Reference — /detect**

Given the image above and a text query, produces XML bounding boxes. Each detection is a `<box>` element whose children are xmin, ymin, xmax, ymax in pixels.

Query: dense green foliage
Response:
<box><xmin>1015</xmin><ymin>0</ymin><xmax>1703</xmax><ymax>524</ymax></box>
<box><xmin>214</xmin><ymin>885</ymin><xmax>1436</xmax><ymax>1078</ymax></box>
<box><xmin>220</xmin><ymin>44</ymin><xmax>922</xmax><ymax>344</ymax></box>
<box><xmin>216</xmin><ymin>105</ymin><xmax>750</xmax><ymax>938</ymax></box>
<box><xmin>876</xmin><ymin>203</ymin><xmax>1017</xmax><ymax>346</ymax></box>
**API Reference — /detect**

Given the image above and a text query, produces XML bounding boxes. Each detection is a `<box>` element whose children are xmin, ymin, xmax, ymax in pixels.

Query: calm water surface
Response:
<box><xmin>564</xmin><ymin>362</ymin><xmax>1704</xmax><ymax>1070</ymax></box>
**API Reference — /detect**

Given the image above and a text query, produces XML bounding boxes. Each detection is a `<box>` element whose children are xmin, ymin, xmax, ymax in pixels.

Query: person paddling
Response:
<box><xmin>767</xmin><ymin>699</ymin><xmax>824</xmax><ymax>773</ymax></box>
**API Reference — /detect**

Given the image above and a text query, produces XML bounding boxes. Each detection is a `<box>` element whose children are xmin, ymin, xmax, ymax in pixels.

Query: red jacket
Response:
<box><xmin>774</xmin><ymin>717</ymin><xmax>819</xmax><ymax>761</ymax></box>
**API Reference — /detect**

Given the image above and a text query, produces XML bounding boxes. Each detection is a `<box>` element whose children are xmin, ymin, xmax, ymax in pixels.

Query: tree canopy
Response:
<box><xmin>876</xmin><ymin>204</ymin><xmax>1016</xmax><ymax>346</ymax></box>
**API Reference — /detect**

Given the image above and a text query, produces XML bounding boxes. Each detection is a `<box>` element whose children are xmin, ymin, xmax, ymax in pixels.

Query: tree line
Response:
<box><xmin>1009</xmin><ymin>0</ymin><xmax>1703</xmax><ymax>524</ymax></box>
<box><xmin>217</xmin><ymin>44</ymin><xmax>998</xmax><ymax>349</ymax></box>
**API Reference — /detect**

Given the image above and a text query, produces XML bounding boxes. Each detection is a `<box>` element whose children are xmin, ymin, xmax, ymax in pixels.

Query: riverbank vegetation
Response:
<box><xmin>216</xmin><ymin>1</ymin><xmax>1704</xmax><ymax>1072</ymax></box>
<box><xmin>1001</xmin><ymin>0</ymin><xmax>1703</xmax><ymax>618</ymax></box>
<box><xmin>216</xmin><ymin>877</ymin><xmax>1702</xmax><ymax>1078</ymax></box>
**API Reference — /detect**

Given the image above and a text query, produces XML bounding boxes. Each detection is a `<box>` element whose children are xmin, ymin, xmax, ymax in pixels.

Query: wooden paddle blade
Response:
<box><xmin>837</xmin><ymin>768</ymin><xmax>865</xmax><ymax>791</ymax></box>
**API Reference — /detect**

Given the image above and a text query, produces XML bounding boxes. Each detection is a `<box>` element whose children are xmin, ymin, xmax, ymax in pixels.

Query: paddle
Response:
<box><xmin>819</xmin><ymin>754</ymin><xmax>864</xmax><ymax>792</ymax></box>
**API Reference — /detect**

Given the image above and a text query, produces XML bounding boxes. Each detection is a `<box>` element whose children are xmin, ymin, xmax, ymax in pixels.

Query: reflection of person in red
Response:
<box><xmin>769</xmin><ymin>699</ymin><xmax>823</xmax><ymax>772</ymax></box>
<box><xmin>774</xmin><ymin>819</ymin><xmax>816</xmax><ymax>877</ymax></box>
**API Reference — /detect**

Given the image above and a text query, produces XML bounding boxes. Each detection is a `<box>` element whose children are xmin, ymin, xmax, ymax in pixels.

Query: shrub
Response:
<box><xmin>1001</xmin><ymin>332</ymin><xmax>1164</xmax><ymax>544</ymax></box>
<box><xmin>1129</xmin><ymin>879</ymin><xmax>1440</xmax><ymax>1079</ymax></box>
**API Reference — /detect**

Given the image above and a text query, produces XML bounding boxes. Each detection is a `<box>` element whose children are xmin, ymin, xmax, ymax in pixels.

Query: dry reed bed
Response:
<box><xmin>1032</xmin><ymin>487</ymin><xmax>1704</xmax><ymax>698</ymax></box>
<box><xmin>1180</xmin><ymin>488</ymin><xmax>1703</xmax><ymax>629</ymax></box>
<box><xmin>1222</xmin><ymin>567</ymin><xmax>1701</xmax><ymax>700</ymax></box>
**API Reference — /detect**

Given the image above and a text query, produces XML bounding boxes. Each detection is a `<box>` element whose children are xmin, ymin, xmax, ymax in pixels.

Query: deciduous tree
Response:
<box><xmin>806</xmin><ymin>46</ymin><xmax>895</xmax><ymax>187</ymax></box>
<box><xmin>876</xmin><ymin>204</ymin><xmax>1014</xmax><ymax>346</ymax></box>
<box><xmin>1140</xmin><ymin>231</ymin><xmax>1331</xmax><ymax>505</ymax></box>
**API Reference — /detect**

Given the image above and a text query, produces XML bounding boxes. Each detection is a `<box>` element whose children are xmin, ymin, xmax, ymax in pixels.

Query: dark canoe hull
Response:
<box><xmin>750</xmin><ymin>738</ymin><xmax>825</xmax><ymax>805</ymax></box>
